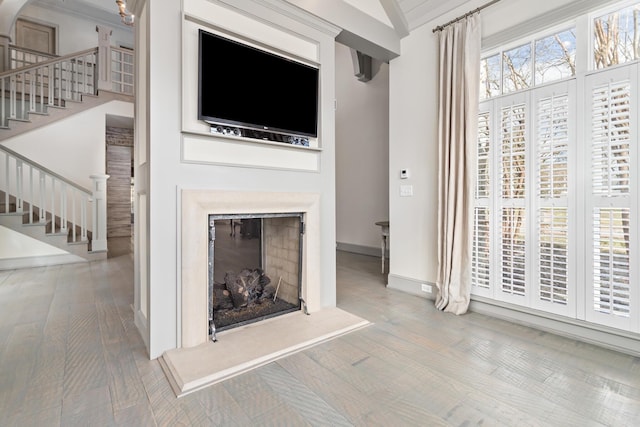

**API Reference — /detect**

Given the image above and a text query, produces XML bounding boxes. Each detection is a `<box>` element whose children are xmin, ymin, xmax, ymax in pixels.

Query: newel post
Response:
<box><xmin>95</xmin><ymin>25</ymin><xmax>113</xmax><ymax>91</ymax></box>
<box><xmin>90</xmin><ymin>174</ymin><xmax>110</xmax><ymax>252</ymax></box>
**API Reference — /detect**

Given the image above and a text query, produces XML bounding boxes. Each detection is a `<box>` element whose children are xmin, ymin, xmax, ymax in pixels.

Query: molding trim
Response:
<box><xmin>337</xmin><ymin>242</ymin><xmax>387</xmax><ymax>258</ymax></box>
<box><xmin>470</xmin><ymin>298</ymin><xmax>640</xmax><ymax>358</ymax></box>
<box><xmin>133</xmin><ymin>305</ymin><xmax>150</xmax><ymax>352</ymax></box>
<box><xmin>217</xmin><ymin>0</ymin><xmax>341</xmax><ymax>37</ymax></box>
<box><xmin>0</xmin><ymin>253</ymin><xmax>85</xmax><ymax>270</ymax></box>
<box><xmin>387</xmin><ymin>273</ymin><xmax>436</xmax><ymax>301</ymax></box>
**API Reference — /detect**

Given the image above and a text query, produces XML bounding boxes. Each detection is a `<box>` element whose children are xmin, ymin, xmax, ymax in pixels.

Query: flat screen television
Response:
<box><xmin>198</xmin><ymin>29</ymin><xmax>319</xmax><ymax>138</ymax></box>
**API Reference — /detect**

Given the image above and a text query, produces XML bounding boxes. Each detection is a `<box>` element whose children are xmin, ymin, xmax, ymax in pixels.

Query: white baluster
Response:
<box><xmin>72</xmin><ymin>191</ymin><xmax>77</xmax><ymax>242</ymax></box>
<box><xmin>9</xmin><ymin>75</ymin><xmax>16</xmax><ymax>119</ymax></box>
<box><xmin>1</xmin><ymin>78</ymin><xmax>5</xmax><ymax>125</ymax></box>
<box><xmin>57</xmin><ymin>63</ymin><xmax>62</xmax><ymax>104</ymax></box>
<box><xmin>51</xmin><ymin>179</ymin><xmax>56</xmax><ymax>233</ymax></box>
<box><xmin>81</xmin><ymin>193</ymin><xmax>87</xmax><ymax>242</ymax></box>
<box><xmin>39</xmin><ymin>67</ymin><xmax>44</xmax><ymax>112</ymax></box>
<box><xmin>29</xmin><ymin>166</ymin><xmax>34</xmax><ymax>223</ymax></box>
<box><xmin>90</xmin><ymin>174</ymin><xmax>109</xmax><ymax>251</ymax></box>
<box><xmin>20</xmin><ymin>72</ymin><xmax>25</xmax><ymax>119</ymax></box>
<box><xmin>65</xmin><ymin>62</ymin><xmax>71</xmax><ymax>99</ymax></box>
<box><xmin>48</xmin><ymin>64</ymin><xmax>54</xmax><ymax>107</ymax></box>
<box><xmin>29</xmin><ymin>70</ymin><xmax>35</xmax><ymax>112</ymax></box>
<box><xmin>16</xmin><ymin>160</ymin><xmax>22</xmax><ymax>212</ymax></box>
<box><xmin>60</xmin><ymin>182</ymin><xmax>67</xmax><ymax>232</ymax></box>
<box><xmin>39</xmin><ymin>171</ymin><xmax>46</xmax><ymax>223</ymax></box>
<box><xmin>4</xmin><ymin>154</ymin><xmax>8</xmax><ymax>213</ymax></box>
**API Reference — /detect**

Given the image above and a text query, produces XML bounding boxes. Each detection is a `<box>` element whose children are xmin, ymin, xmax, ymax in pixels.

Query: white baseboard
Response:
<box><xmin>134</xmin><ymin>307</ymin><xmax>150</xmax><ymax>353</ymax></box>
<box><xmin>0</xmin><ymin>253</ymin><xmax>86</xmax><ymax>270</ymax></box>
<box><xmin>470</xmin><ymin>298</ymin><xmax>640</xmax><ymax>358</ymax></box>
<box><xmin>336</xmin><ymin>242</ymin><xmax>388</xmax><ymax>258</ymax></box>
<box><xmin>385</xmin><ymin>274</ymin><xmax>640</xmax><ymax>357</ymax></box>
<box><xmin>387</xmin><ymin>273</ymin><xmax>436</xmax><ymax>301</ymax></box>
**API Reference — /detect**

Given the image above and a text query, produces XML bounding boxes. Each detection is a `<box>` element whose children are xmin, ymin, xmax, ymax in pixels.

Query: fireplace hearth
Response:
<box><xmin>208</xmin><ymin>213</ymin><xmax>303</xmax><ymax>338</ymax></box>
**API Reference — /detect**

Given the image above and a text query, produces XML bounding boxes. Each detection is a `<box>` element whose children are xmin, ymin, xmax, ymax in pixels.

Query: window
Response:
<box><xmin>480</xmin><ymin>28</ymin><xmax>576</xmax><ymax>100</ymax></box>
<box><xmin>503</xmin><ymin>44</ymin><xmax>532</xmax><ymax>93</ymax></box>
<box><xmin>594</xmin><ymin>4</ymin><xmax>640</xmax><ymax>68</ymax></box>
<box><xmin>474</xmin><ymin>2</ymin><xmax>640</xmax><ymax>334</ymax></box>
<box><xmin>535</xmin><ymin>30</ymin><xmax>576</xmax><ymax>85</ymax></box>
<box><xmin>480</xmin><ymin>54</ymin><xmax>501</xmax><ymax>100</ymax></box>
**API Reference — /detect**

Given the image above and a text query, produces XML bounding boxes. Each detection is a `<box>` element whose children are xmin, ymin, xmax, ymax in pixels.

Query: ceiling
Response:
<box><xmin>342</xmin><ymin>0</ymin><xmax>475</xmax><ymax>33</ymax></box>
<box><xmin>30</xmin><ymin>0</ymin><xmax>479</xmax><ymax>61</ymax></box>
<box><xmin>33</xmin><ymin>0</ymin><xmax>476</xmax><ymax>35</ymax></box>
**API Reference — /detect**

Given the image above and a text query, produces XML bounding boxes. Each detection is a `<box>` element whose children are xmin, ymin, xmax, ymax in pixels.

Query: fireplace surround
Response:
<box><xmin>179</xmin><ymin>190</ymin><xmax>322</xmax><ymax>348</ymax></box>
<box><xmin>160</xmin><ymin>190</ymin><xmax>369</xmax><ymax>396</ymax></box>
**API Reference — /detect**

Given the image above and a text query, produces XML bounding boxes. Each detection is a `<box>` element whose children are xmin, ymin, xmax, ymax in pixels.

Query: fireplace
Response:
<box><xmin>208</xmin><ymin>213</ymin><xmax>304</xmax><ymax>338</ymax></box>
<box><xmin>161</xmin><ymin>190</ymin><xmax>369</xmax><ymax>396</ymax></box>
<box><xmin>179</xmin><ymin>190</ymin><xmax>323</xmax><ymax>349</ymax></box>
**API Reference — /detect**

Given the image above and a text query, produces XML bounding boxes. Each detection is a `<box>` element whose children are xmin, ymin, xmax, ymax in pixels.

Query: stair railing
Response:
<box><xmin>0</xmin><ymin>48</ymin><xmax>98</xmax><ymax>127</ymax></box>
<box><xmin>9</xmin><ymin>45</ymin><xmax>57</xmax><ymax>70</ymax></box>
<box><xmin>0</xmin><ymin>144</ymin><xmax>108</xmax><ymax>251</ymax></box>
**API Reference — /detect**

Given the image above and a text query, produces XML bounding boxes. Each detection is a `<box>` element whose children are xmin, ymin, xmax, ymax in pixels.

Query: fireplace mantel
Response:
<box><xmin>180</xmin><ymin>189</ymin><xmax>322</xmax><ymax>348</ymax></box>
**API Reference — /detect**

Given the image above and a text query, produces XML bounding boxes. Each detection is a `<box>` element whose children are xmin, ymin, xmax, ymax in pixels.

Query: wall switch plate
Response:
<box><xmin>400</xmin><ymin>185</ymin><xmax>413</xmax><ymax>197</ymax></box>
<box><xmin>421</xmin><ymin>284</ymin><xmax>432</xmax><ymax>293</ymax></box>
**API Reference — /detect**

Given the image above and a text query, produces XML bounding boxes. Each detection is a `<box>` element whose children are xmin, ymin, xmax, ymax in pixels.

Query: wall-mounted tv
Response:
<box><xmin>198</xmin><ymin>29</ymin><xmax>319</xmax><ymax>138</ymax></box>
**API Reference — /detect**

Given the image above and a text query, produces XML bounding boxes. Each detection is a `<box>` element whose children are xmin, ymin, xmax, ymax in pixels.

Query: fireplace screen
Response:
<box><xmin>208</xmin><ymin>213</ymin><xmax>303</xmax><ymax>339</ymax></box>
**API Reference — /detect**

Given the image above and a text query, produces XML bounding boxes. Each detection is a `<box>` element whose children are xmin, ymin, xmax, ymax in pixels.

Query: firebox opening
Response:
<box><xmin>208</xmin><ymin>213</ymin><xmax>304</xmax><ymax>337</ymax></box>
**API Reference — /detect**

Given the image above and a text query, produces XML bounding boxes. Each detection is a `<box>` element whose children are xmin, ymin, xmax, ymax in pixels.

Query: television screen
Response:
<box><xmin>198</xmin><ymin>29</ymin><xmax>319</xmax><ymax>138</ymax></box>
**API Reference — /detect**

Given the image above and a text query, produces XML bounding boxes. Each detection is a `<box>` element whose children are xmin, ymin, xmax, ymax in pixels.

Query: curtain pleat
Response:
<box><xmin>435</xmin><ymin>15</ymin><xmax>481</xmax><ymax>315</ymax></box>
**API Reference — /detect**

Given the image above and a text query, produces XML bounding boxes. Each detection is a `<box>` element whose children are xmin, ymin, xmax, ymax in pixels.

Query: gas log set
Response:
<box><xmin>210</xmin><ymin>268</ymin><xmax>297</xmax><ymax>330</ymax></box>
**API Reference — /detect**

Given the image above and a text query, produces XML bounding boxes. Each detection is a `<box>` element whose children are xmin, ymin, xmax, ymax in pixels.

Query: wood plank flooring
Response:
<box><xmin>1</xmin><ymin>250</ymin><xmax>639</xmax><ymax>426</ymax></box>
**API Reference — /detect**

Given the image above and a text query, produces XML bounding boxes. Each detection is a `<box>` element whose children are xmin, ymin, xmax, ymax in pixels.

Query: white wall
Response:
<box><xmin>139</xmin><ymin>0</ymin><xmax>339</xmax><ymax>359</ymax></box>
<box><xmin>2</xmin><ymin>100</ymin><xmax>134</xmax><ymax>191</ymax></box>
<box><xmin>18</xmin><ymin>2</ymin><xmax>134</xmax><ymax>54</ymax></box>
<box><xmin>387</xmin><ymin>0</ymin><xmax>589</xmax><ymax>292</ymax></box>
<box><xmin>335</xmin><ymin>42</ymin><xmax>389</xmax><ymax>253</ymax></box>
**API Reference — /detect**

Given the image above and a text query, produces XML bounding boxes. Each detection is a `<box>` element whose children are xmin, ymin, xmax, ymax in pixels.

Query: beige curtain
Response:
<box><xmin>435</xmin><ymin>15</ymin><xmax>481</xmax><ymax>315</ymax></box>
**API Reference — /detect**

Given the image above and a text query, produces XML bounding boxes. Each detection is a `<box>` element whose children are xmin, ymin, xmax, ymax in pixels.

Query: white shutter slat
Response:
<box><xmin>592</xmin><ymin>207</ymin><xmax>631</xmax><ymax>318</ymax></box>
<box><xmin>538</xmin><ymin>207</ymin><xmax>569</xmax><ymax>305</ymax></box>
<box><xmin>473</xmin><ymin>110</ymin><xmax>492</xmax><ymax>295</ymax></box>
<box><xmin>589</xmin><ymin>74</ymin><xmax>634</xmax><ymax>328</ymax></box>
<box><xmin>472</xmin><ymin>206</ymin><xmax>491</xmax><ymax>290</ymax></box>
<box><xmin>537</xmin><ymin>94</ymin><xmax>569</xmax><ymax>200</ymax></box>
<box><xmin>535</xmin><ymin>89</ymin><xmax>571</xmax><ymax>312</ymax></box>
<box><xmin>501</xmin><ymin>105</ymin><xmax>527</xmax><ymax>200</ymax></box>
<box><xmin>477</xmin><ymin>112</ymin><xmax>491</xmax><ymax>199</ymax></box>
<box><xmin>501</xmin><ymin>207</ymin><xmax>526</xmax><ymax>296</ymax></box>
<box><xmin>498</xmin><ymin>102</ymin><xmax>528</xmax><ymax>300</ymax></box>
<box><xmin>592</xmin><ymin>81</ymin><xmax>631</xmax><ymax>197</ymax></box>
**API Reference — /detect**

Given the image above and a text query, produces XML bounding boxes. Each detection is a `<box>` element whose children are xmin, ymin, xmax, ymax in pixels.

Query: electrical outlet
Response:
<box><xmin>421</xmin><ymin>283</ymin><xmax>432</xmax><ymax>293</ymax></box>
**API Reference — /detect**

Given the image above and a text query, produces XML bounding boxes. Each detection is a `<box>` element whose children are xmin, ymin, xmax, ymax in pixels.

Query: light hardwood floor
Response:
<box><xmin>1</xmin><ymin>249</ymin><xmax>639</xmax><ymax>426</ymax></box>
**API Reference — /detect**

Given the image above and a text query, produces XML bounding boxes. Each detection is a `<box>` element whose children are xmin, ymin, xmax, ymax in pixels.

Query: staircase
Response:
<box><xmin>1</xmin><ymin>46</ymin><xmax>134</xmax><ymax>140</ymax></box>
<box><xmin>0</xmin><ymin>43</ymin><xmax>134</xmax><ymax>266</ymax></box>
<box><xmin>0</xmin><ymin>145</ymin><xmax>109</xmax><ymax>262</ymax></box>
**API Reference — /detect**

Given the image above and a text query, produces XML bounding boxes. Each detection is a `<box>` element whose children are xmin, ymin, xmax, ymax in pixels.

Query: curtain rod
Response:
<box><xmin>432</xmin><ymin>0</ymin><xmax>501</xmax><ymax>33</ymax></box>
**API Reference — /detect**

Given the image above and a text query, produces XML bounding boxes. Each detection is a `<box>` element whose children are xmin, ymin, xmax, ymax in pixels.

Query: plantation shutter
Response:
<box><xmin>472</xmin><ymin>108</ymin><xmax>492</xmax><ymax>297</ymax></box>
<box><xmin>533</xmin><ymin>82</ymin><xmax>575</xmax><ymax>316</ymax></box>
<box><xmin>497</xmin><ymin>97</ymin><xmax>528</xmax><ymax>303</ymax></box>
<box><xmin>585</xmin><ymin>66</ymin><xmax>638</xmax><ymax>332</ymax></box>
